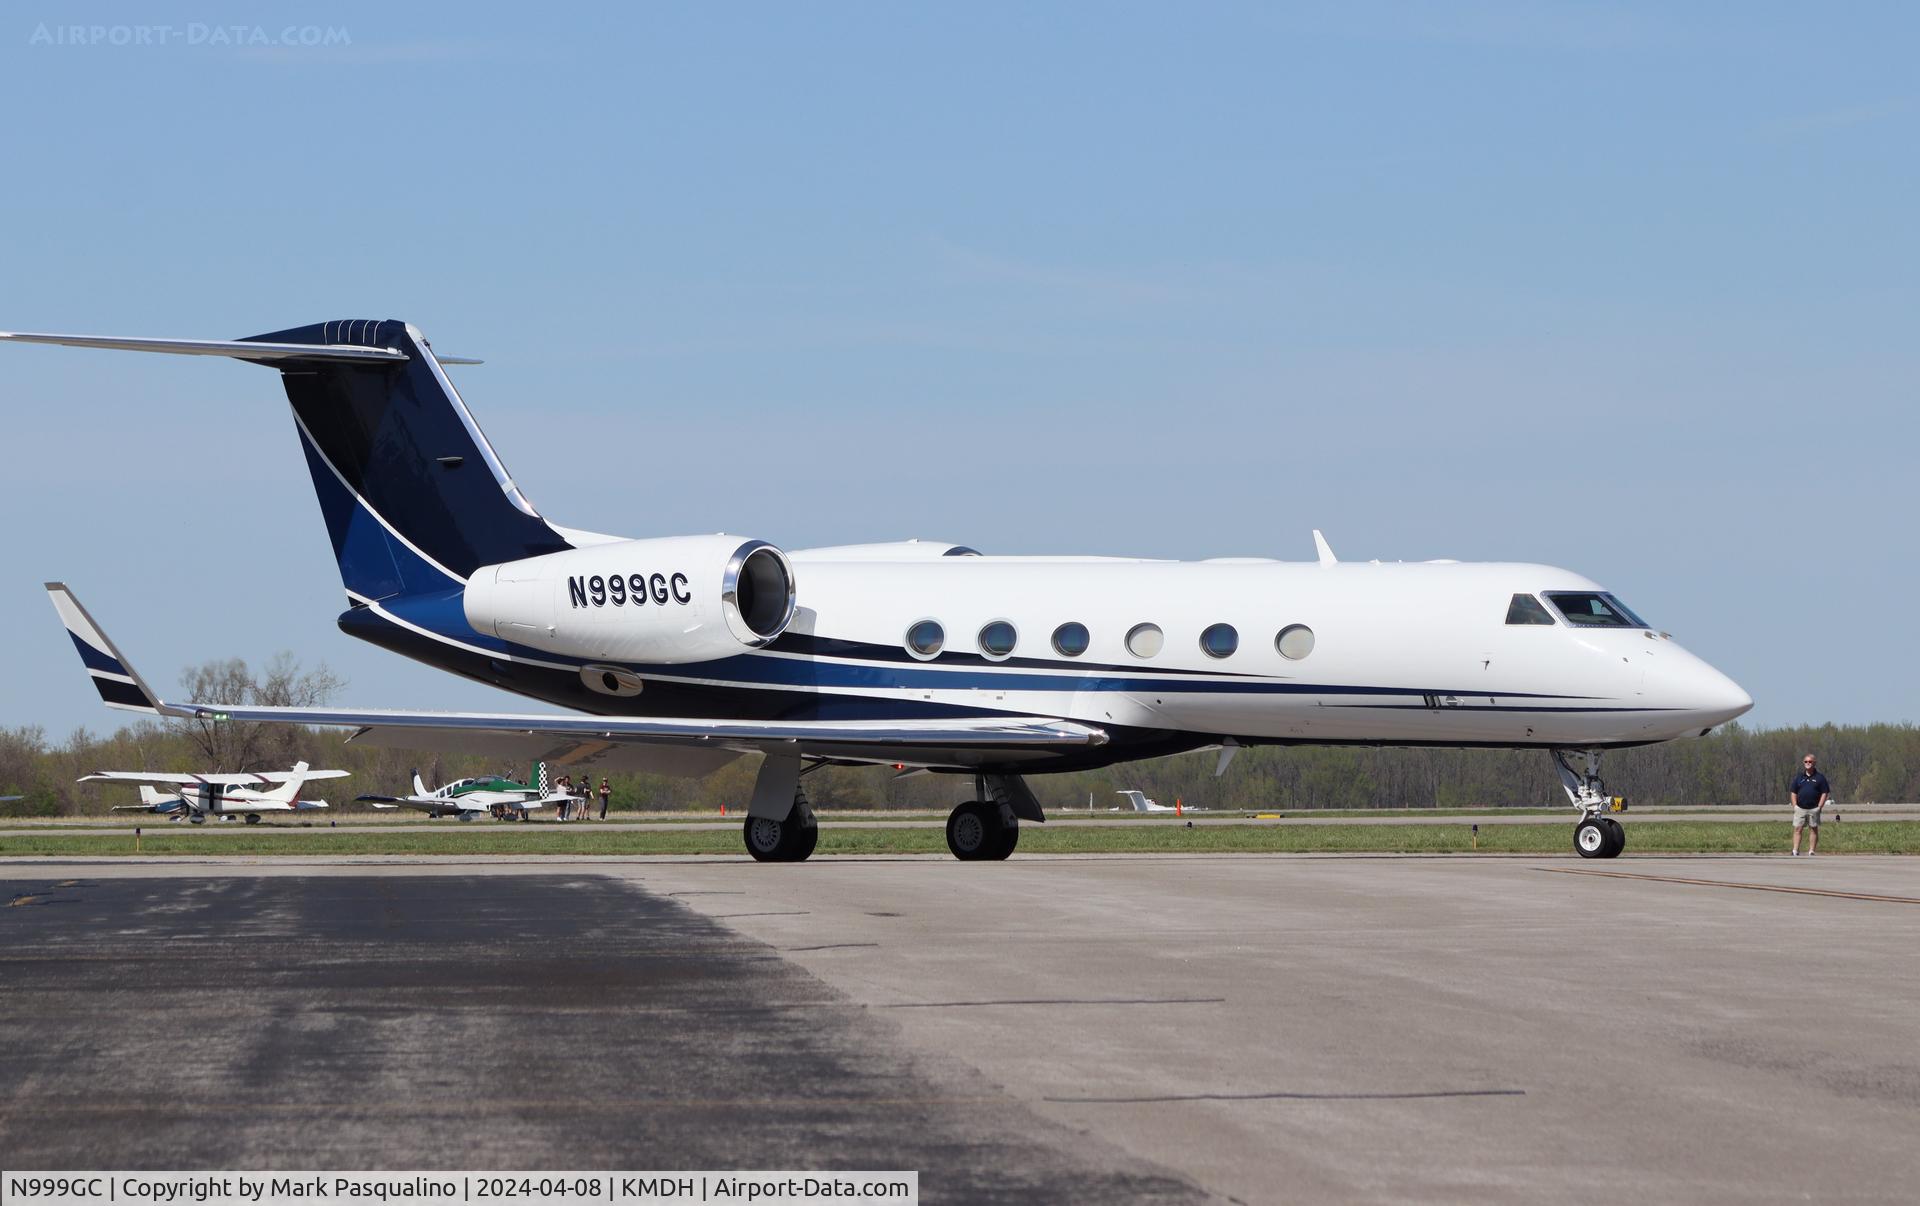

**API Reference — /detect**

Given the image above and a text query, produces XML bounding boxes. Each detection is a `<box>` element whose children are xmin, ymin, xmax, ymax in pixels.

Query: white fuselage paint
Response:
<box><xmin>712</xmin><ymin>555</ymin><xmax>1754</xmax><ymax>747</ymax></box>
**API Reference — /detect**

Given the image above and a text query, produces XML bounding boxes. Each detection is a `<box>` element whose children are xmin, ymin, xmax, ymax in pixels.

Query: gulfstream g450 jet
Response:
<box><xmin>7</xmin><ymin>320</ymin><xmax>1751</xmax><ymax>862</ymax></box>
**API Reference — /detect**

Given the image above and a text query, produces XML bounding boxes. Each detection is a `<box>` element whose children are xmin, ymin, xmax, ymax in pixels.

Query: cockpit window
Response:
<box><xmin>1545</xmin><ymin>591</ymin><xmax>1650</xmax><ymax>629</ymax></box>
<box><xmin>1505</xmin><ymin>594</ymin><xmax>1556</xmax><ymax>625</ymax></box>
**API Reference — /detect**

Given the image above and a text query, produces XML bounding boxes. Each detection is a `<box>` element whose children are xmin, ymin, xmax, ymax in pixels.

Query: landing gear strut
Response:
<box><xmin>742</xmin><ymin>756</ymin><xmax>819</xmax><ymax>862</ymax></box>
<box><xmin>1554</xmin><ymin>749</ymin><xmax>1626</xmax><ymax>859</ymax></box>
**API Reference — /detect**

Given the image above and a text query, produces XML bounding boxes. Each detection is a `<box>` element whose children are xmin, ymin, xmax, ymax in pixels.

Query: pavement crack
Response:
<box><xmin>883</xmin><ymin>997</ymin><xmax>1225</xmax><ymax>1009</ymax></box>
<box><xmin>1046</xmin><ymin>1089</ymin><xmax>1526</xmax><ymax>1103</ymax></box>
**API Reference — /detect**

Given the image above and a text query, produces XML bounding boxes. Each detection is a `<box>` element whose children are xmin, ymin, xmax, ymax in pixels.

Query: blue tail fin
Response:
<box><xmin>244</xmin><ymin>319</ymin><xmax>573</xmax><ymax>601</ymax></box>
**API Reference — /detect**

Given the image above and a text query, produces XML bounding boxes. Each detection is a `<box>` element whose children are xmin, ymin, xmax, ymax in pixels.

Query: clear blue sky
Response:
<box><xmin>3</xmin><ymin>2</ymin><xmax>1914</xmax><ymax>738</ymax></box>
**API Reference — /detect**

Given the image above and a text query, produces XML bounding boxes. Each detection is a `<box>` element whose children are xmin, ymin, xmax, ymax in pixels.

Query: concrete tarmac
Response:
<box><xmin>3</xmin><ymin>854</ymin><xmax>1917</xmax><ymax>1204</ymax></box>
<box><xmin>8</xmin><ymin>804</ymin><xmax>1918</xmax><ymax>836</ymax></box>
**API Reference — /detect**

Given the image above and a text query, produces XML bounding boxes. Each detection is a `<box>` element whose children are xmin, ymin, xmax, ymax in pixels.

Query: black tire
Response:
<box><xmin>744</xmin><ymin>815</ymin><xmax>787</xmax><ymax>862</ymax></box>
<box><xmin>1574</xmin><ymin>818</ymin><xmax>1609</xmax><ymax>858</ymax></box>
<box><xmin>244</xmin><ymin>813</ymin><xmax>261</xmax><ymax>825</ymax></box>
<box><xmin>1600</xmin><ymin>817</ymin><xmax>1626</xmax><ymax>858</ymax></box>
<box><xmin>791</xmin><ymin>820</ymin><xmax>819</xmax><ymax>861</ymax></box>
<box><xmin>991</xmin><ymin>816</ymin><xmax>1020</xmax><ymax>860</ymax></box>
<box><xmin>946</xmin><ymin>801</ymin><xmax>995</xmax><ymax>861</ymax></box>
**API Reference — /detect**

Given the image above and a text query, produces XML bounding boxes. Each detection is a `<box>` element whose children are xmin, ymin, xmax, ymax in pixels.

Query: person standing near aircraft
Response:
<box><xmin>598</xmin><ymin>778</ymin><xmax>611</xmax><ymax>820</ymax></box>
<box><xmin>1790</xmin><ymin>754</ymin><xmax>1831</xmax><ymax>856</ymax></box>
<box><xmin>556</xmin><ymin>775</ymin><xmax>572</xmax><ymax>821</ymax></box>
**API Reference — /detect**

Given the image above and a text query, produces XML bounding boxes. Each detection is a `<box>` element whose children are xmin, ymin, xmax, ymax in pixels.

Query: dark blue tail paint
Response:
<box><xmin>241</xmin><ymin>319</ymin><xmax>571</xmax><ymax>600</ymax></box>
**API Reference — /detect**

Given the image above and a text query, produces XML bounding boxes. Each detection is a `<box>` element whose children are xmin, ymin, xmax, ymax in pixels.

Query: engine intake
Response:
<box><xmin>464</xmin><ymin>535</ymin><xmax>796</xmax><ymax>664</ymax></box>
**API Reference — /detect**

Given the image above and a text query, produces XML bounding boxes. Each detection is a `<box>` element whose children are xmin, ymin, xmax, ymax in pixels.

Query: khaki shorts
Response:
<box><xmin>1793</xmin><ymin>805</ymin><xmax>1822</xmax><ymax>830</ymax></box>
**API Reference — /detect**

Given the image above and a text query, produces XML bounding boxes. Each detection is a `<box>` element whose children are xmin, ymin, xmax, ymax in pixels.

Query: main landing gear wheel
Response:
<box><xmin>743</xmin><ymin>806</ymin><xmax>819</xmax><ymax>863</ymax></box>
<box><xmin>946</xmin><ymin>801</ymin><xmax>1018</xmax><ymax>861</ymax></box>
<box><xmin>243</xmin><ymin>813</ymin><xmax>261</xmax><ymax>825</ymax></box>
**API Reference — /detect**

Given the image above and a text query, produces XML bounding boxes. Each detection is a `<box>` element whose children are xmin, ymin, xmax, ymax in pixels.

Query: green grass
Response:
<box><xmin>3</xmin><ymin>821</ymin><xmax>1917</xmax><ymax>857</ymax></box>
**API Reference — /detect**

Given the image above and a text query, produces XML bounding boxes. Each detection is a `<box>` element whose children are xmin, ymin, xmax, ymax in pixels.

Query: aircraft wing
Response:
<box><xmin>79</xmin><ymin>771</ymin><xmax>267</xmax><ymax>786</ymax></box>
<box><xmin>355</xmin><ymin>795</ymin><xmax>442</xmax><ymax>812</ymax></box>
<box><xmin>48</xmin><ymin>584</ymin><xmax>1109</xmax><ymax>774</ymax></box>
<box><xmin>258</xmin><ymin>769</ymin><xmax>351</xmax><ymax>783</ymax></box>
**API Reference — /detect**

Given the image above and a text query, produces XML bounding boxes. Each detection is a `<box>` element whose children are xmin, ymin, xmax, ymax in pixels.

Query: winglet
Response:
<box><xmin>44</xmin><ymin>583</ymin><xmax>178</xmax><ymax>716</ymax></box>
<box><xmin>1312</xmin><ymin>530</ymin><xmax>1337</xmax><ymax>566</ymax></box>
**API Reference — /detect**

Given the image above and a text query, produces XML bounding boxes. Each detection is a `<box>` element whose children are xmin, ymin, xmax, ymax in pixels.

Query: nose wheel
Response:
<box><xmin>1556</xmin><ymin>750</ymin><xmax>1626</xmax><ymax>859</ymax></box>
<box><xmin>1574</xmin><ymin>816</ymin><xmax>1625</xmax><ymax>858</ymax></box>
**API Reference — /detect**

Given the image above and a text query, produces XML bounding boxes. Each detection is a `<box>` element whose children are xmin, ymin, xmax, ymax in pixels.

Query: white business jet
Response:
<box><xmin>7</xmin><ymin>320</ymin><xmax>1751</xmax><ymax>862</ymax></box>
<box><xmin>81</xmin><ymin>761</ymin><xmax>346</xmax><ymax>823</ymax></box>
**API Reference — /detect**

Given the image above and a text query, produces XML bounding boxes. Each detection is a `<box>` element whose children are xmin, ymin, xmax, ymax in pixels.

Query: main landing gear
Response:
<box><xmin>742</xmin><ymin>764</ymin><xmax>819</xmax><ymax>863</ymax></box>
<box><xmin>1554</xmin><ymin>749</ymin><xmax>1626</xmax><ymax>859</ymax></box>
<box><xmin>943</xmin><ymin>774</ymin><xmax>1045</xmax><ymax>861</ymax></box>
<box><xmin>736</xmin><ymin>758</ymin><xmax>1048</xmax><ymax>863</ymax></box>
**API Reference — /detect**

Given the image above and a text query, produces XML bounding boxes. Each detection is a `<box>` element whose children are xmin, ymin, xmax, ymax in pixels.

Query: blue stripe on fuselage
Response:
<box><xmin>348</xmin><ymin>589</ymin><xmax>1599</xmax><ymax>707</ymax></box>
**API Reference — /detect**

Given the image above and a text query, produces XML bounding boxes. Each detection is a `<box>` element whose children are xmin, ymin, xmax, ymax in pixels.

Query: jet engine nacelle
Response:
<box><xmin>463</xmin><ymin>535</ymin><xmax>797</xmax><ymax>664</ymax></box>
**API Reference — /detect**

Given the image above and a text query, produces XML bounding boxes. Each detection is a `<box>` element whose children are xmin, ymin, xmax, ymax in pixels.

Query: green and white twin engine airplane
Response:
<box><xmin>357</xmin><ymin>764</ymin><xmax>579</xmax><ymax>821</ymax></box>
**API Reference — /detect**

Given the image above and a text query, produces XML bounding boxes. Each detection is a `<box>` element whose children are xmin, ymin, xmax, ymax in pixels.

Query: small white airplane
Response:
<box><xmin>80</xmin><ymin>761</ymin><xmax>347</xmax><ymax>824</ymax></box>
<box><xmin>14</xmin><ymin>319</ymin><xmax>1752</xmax><ymax>864</ymax></box>
<box><xmin>357</xmin><ymin>765</ymin><xmax>580</xmax><ymax>821</ymax></box>
<box><xmin>1115</xmin><ymin>790</ymin><xmax>1188</xmax><ymax>813</ymax></box>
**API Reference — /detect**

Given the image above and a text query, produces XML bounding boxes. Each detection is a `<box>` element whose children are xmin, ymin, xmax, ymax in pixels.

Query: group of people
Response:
<box><xmin>552</xmin><ymin>773</ymin><xmax>612</xmax><ymax>821</ymax></box>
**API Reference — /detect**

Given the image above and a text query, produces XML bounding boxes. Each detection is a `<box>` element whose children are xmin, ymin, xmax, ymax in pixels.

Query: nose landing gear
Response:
<box><xmin>1554</xmin><ymin>749</ymin><xmax>1627</xmax><ymax>859</ymax></box>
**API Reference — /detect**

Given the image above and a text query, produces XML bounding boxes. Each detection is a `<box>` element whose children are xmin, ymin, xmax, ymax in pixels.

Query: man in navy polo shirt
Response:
<box><xmin>1789</xmin><ymin>753</ymin><xmax>1831</xmax><ymax>856</ymax></box>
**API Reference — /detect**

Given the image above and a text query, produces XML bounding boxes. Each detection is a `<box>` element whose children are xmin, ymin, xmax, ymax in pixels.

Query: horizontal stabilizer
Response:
<box><xmin>0</xmin><ymin>331</ymin><xmax>408</xmax><ymax>363</ymax></box>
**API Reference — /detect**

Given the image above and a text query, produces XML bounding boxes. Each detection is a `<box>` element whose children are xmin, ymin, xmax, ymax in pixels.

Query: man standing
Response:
<box><xmin>1790</xmin><ymin>754</ymin><xmax>1831</xmax><ymax>856</ymax></box>
<box><xmin>599</xmin><ymin>777</ymin><xmax>612</xmax><ymax>820</ymax></box>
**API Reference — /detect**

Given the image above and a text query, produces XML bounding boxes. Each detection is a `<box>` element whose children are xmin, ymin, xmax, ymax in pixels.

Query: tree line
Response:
<box><xmin>2</xmin><ymin>657</ymin><xmax>1911</xmax><ymax>816</ymax></box>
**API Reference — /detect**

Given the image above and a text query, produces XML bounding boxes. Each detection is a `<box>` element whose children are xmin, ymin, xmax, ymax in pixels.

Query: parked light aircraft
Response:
<box><xmin>79</xmin><ymin>762</ymin><xmax>346</xmax><ymax>823</ymax></box>
<box><xmin>9</xmin><ymin>320</ymin><xmax>1752</xmax><ymax>862</ymax></box>
<box><xmin>1115</xmin><ymin>790</ymin><xmax>1184</xmax><ymax>813</ymax></box>
<box><xmin>357</xmin><ymin>765</ymin><xmax>579</xmax><ymax>820</ymax></box>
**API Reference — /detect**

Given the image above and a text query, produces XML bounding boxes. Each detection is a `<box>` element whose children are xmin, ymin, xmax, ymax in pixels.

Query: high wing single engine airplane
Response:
<box><xmin>80</xmin><ymin>761</ymin><xmax>347</xmax><ymax>824</ymax></box>
<box><xmin>357</xmin><ymin>765</ymin><xmax>578</xmax><ymax>820</ymax></box>
<box><xmin>10</xmin><ymin>320</ymin><xmax>1752</xmax><ymax>862</ymax></box>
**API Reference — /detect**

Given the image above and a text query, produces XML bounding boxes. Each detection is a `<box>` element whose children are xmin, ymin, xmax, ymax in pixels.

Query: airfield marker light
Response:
<box><xmin>1472</xmin><ymin>823</ymin><xmax>1479</xmax><ymax>852</ymax></box>
<box><xmin>134</xmin><ymin>826</ymin><xmax>141</xmax><ymax>854</ymax></box>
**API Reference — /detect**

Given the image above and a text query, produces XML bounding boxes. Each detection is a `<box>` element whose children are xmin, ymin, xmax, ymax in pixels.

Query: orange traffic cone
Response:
<box><xmin>720</xmin><ymin>802</ymin><xmax>728</xmax><ymax>817</ymax></box>
<box><xmin>1175</xmin><ymin>798</ymin><xmax>1183</xmax><ymax>816</ymax></box>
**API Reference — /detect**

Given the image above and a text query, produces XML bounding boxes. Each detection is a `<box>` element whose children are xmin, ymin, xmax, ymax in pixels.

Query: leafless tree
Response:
<box><xmin>173</xmin><ymin>654</ymin><xmax>344</xmax><ymax>771</ymax></box>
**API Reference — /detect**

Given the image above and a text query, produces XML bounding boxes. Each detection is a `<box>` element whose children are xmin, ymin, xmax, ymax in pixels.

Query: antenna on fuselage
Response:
<box><xmin>1312</xmin><ymin>530</ymin><xmax>1337</xmax><ymax>566</ymax></box>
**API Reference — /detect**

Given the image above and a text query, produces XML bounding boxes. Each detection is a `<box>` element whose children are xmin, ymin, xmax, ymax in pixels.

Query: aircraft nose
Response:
<box><xmin>1661</xmin><ymin>656</ymin><xmax>1753</xmax><ymax>730</ymax></box>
